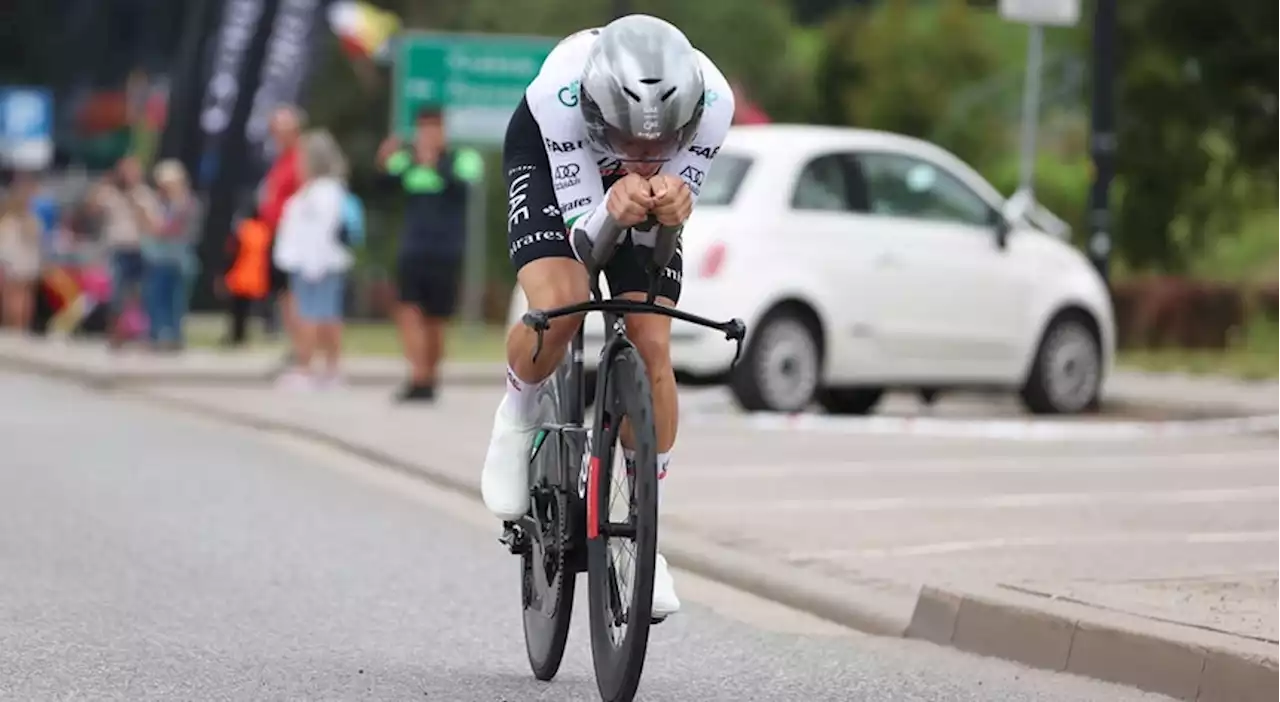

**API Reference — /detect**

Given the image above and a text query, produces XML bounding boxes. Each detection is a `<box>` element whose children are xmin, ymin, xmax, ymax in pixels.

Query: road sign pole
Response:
<box><xmin>1017</xmin><ymin>24</ymin><xmax>1045</xmax><ymax>196</ymax></box>
<box><xmin>462</xmin><ymin>166</ymin><xmax>487</xmax><ymax>323</ymax></box>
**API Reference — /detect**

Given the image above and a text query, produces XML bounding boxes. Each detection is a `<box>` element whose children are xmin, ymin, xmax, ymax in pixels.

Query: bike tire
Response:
<box><xmin>586</xmin><ymin>344</ymin><xmax>659</xmax><ymax>702</ymax></box>
<box><xmin>521</xmin><ymin>363</ymin><xmax>577</xmax><ymax>681</ymax></box>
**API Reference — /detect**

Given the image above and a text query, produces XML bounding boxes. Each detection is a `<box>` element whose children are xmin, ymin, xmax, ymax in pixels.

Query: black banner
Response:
<box><xmin>189</xmin><ymin>0</ymin><xmax>333</xmax><ymax>311</ymax></box>
<box><xmin>155</xmin><ymin>0</ymin><xmax>223</xmax><ymax>177</ymax></box>
<box><xmin>190</xmin><ymin>0</ymin><xmax>280</xmax><ymax>311</ymax></box>
<box><xmin>242</xmin><ymin>0</ymin><xmax>334</xmax><ymax>182</ymax></box>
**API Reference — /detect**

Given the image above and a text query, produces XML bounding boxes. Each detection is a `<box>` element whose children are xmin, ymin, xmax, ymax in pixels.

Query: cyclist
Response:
<box><xmin>483</xmin><ymin>14</ymin><xmax>735</xmax><ymax>621</ymax></box>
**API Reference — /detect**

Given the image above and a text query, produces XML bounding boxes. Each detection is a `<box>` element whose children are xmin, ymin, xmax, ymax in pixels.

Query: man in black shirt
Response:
<box><xmin>376</xmin><ymin>107</ymin><xmax>484</xmax><ymax>402</ymax></box>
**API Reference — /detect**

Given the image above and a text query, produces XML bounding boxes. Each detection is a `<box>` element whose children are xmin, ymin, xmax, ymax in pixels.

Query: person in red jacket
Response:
<box><xmin>260</xmin><ymin>105</ymin><xmax>305</xmax><ymax>364</ymax></box>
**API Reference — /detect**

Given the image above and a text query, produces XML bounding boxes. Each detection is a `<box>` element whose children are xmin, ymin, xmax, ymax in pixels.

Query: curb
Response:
<box><xmin>8</xmin><ymin>363</ymin><xmax>1278</xmax><ymax>700</ymax></box>
<box><xmin>907</xmin><ymin>585</ymin><xmax>1279</xmax><ymax>702</ymax></box>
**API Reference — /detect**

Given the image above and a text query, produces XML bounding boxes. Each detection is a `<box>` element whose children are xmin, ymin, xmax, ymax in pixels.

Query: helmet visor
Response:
<box><xmin>604</xmin><ymin>124</ymin><xmax>686</xmax><ymax>164</ymax></box>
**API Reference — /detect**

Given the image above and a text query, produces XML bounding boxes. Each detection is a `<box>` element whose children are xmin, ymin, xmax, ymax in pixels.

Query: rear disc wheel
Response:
<box><xmin>521</xmin><ymin>369</ymin><xmax>576</xmax><ymax>681</ymax></box>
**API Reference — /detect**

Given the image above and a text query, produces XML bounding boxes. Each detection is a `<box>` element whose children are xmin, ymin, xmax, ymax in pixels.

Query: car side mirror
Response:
<box><xmin>994</xmin><ymin>215</ymin><xmax>1012</xmax><ymax>250</ymax></box>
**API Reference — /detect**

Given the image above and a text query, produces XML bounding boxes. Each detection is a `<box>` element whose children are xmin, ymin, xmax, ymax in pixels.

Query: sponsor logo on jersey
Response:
<box><xmin>544</xmin><ymin>138</ymin><xmax>582</xmax><ymax>154</ymax></box>
<box><xmin>506</xmin><ymin>171</ymin><xmax>533</xmax><ymax>231</ymax></box>
<box><xmin>704</xmin><ymin>89</ymin><xmax>720</xmax><ymax>106</ymax></box>
<box><xmin>687</xmin><ymin>144</ymin><xmax>719</xmax><ymax>159</ymax></box>
<box><xmin>543</xmin><ymin>204</ymin><xmax>560</xmax><ymax>217</ymax></box>
<box><xmin>554</xmin><ymin>163</ymin><xmax>581</xmax><ymax>190</ymax></box>
<box><xmin>509</xmin><ymin>229</ymin><xmax>567</xmax><ymax>257</ymax></box>
<box><xmin>562</xmin><ymin>196</ymin><xmax>592</xmax><ymax>212</ymax></box>
<box><xmin>679</xmin><ymin>165</ymin><xmax>705</xmax><ymax>186</ymax></box>
<box><xmin>558</xmin><ymin>80</ymin><xmax>580</xmax><ymax>107</ymax></box>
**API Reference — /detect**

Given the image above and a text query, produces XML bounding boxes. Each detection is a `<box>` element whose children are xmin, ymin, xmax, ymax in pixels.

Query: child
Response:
<box><xmin>222</xmin><ymin>201</ymin><xmax>273</xmax><ymax>347</ymax></box>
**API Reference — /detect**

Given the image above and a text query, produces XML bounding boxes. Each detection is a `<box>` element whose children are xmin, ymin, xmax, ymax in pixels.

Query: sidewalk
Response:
<box><xmin>117</xmin><ymin>382</ymin><xmax>1277</xmax><ymax>702</ymax></box>
<box><xmin>0</xmin><ymin>333</ymin><xmax>1275</xmax><ymax>416</ymax></box>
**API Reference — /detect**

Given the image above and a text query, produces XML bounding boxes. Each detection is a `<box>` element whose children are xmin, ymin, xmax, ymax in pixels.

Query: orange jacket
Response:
<box><xmin>225</xmin><ymin>218</ymin><xmax>272</xmax><ymax>299</ymax></box>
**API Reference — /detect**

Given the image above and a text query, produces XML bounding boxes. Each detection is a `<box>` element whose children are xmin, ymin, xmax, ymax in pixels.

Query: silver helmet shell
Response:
<box><xmin>579</xmin><ymin>15</ymin><xmax>706</xmax><ymax>162</ymax></box>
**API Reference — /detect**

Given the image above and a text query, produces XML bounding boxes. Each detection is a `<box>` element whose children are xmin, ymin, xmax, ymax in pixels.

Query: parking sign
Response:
<box><xmin>0</xmin><ymin>87</ymin><xmax>53</xmax><ymax>170</ymax></box>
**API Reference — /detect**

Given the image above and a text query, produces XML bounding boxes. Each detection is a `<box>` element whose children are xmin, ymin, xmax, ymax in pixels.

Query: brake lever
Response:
<box><xmin>723</xmin><ymin>318</ymin><xmax>747</xmax><ymax>368</ymax></box>
<box><xmin>523</xmin><ymin>310</ymin><xmax>550</xmax><ymax>363</ymax></box>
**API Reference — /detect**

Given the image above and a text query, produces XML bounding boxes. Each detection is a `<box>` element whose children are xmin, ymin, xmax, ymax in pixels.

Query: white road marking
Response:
<box><xmin>788</xmin><ymin>531</ymin><xmax>1280</xmax><ymax>561</ymax></box>
<box><xmin>674</xmin><ymin>450</ymin><xmax>1279</xmax><ymax>479</ymax></box>
<box><xmin>686</xmin><ymin>412</ymin><xmax>1280</xmax><ymax>441</ymax></box>
<box><xmin>675</xmin><ymin>486</ymin><xmax>1279</xmax><ymax>515</ymax></box>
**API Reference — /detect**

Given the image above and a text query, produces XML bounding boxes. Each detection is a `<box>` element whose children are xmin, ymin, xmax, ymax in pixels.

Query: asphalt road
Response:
<box><xmin>0</xmin><ymin>373</ymin><xmax>1171</xmax><ymax>702</ymax></box>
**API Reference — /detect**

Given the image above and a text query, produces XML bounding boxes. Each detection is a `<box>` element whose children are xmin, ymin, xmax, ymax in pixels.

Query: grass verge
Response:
<box><xmin>184</xmin><ymin>316</ymin><xmax>508</xmax><ymax>362</ymax></box>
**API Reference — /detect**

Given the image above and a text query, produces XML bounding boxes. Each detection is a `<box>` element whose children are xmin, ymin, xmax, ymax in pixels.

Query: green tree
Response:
<box><xmin>1109</xmin><ymin>0</ymin><xmax>1278</xmax><ymax>272</ymax></box>
<box><xmin>814</xmin><ymin>0</ymin><xmax>1003</xmax><ymax>167</ymax></box>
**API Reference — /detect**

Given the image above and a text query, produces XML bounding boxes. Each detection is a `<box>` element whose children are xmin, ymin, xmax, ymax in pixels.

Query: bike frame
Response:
<box><xmin>519</xmin><ymin>273</ymin><xmax>746</xmax><ymax>539</ymax></box>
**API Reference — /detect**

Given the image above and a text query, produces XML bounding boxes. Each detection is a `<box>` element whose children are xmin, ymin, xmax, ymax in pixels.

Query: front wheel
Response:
<box><xmin>521</xmin><ymin>366</ymin><xmax>576</xmax><ymax>681</ymax></box>
<box><xmin>586</xmin><ymin>345</ymin><xmax>659</xmax><ymax>702</ymax></box>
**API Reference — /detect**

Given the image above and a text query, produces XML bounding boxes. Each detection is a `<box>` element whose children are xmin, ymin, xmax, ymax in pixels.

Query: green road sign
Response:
<box><xmin>392</xmin><ymin>31</ymin><xmax>557</xmax><ymax>145</ymax></box>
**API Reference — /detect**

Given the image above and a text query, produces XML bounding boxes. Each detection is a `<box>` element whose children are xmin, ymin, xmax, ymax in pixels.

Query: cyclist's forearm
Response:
<box><xmin>567</xmin><ymin>202</ymin><xmax>612</xmax><ymax>244</ymax></box>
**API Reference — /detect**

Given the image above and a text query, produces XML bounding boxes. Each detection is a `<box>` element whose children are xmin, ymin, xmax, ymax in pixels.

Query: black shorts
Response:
<box><xmin>502</xmin><ymin>98</ymin><xmax>683</xmax><ymax>304</ymax></box>
<box><xmin>397</xmin><ymin>252</ymin><xmax>462</xmax><ymax>318</ymax></box>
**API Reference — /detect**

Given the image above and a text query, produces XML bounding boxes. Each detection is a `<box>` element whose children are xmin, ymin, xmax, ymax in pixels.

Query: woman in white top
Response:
<box><xmin>0</xmin><ymin>172</ymin><xmax>44</xmax><ymax>332</ymax></box>
<box><xmin>272</xmin><ymin>129</ymin><xmax>353</xmax><ymax>388</ymax></box>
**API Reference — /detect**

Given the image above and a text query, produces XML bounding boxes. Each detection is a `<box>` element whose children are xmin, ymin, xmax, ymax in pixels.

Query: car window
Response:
<box><xmin>697</xmin><ymin>153</ymin><xmax>753</xmax><ymax>206</ymax></box>
<box><xmin>791</xmin><ymin>154</ymin><xmax>854</xmax><ymax>212</ymax></box>
<box><xmin>855</xmin><ymin>152</ymin><xmax>994</xmax><ymax>227</ymax></box>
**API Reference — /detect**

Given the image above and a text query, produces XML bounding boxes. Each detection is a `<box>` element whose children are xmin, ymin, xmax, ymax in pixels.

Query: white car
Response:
<box><xmin>508</xmin><ymin>124</ymin><xmax>1115</xmax><ymax>415</ymax></box>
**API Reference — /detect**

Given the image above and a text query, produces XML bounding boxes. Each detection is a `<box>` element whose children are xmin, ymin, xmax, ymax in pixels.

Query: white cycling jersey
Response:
<box><xmin>524</xmin><ymin>27</ymin><xmax>736</xmax><ymax>246</ymax></box>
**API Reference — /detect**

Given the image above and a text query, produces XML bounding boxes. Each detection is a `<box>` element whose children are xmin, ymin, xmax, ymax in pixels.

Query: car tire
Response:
<box><xmin>816</xmin><ymin>387</ymin><xmax>885</xmax><ymax>415</ymax></box>
<box><xmin>1021</xmin><ymin>311</ymin><xmax>1103</xmax><ymax>415</ymax></box>
<box><xmin>730</xmin><ymin>309</ymin><xmax>822</xmax><ymax>413</ymax></box>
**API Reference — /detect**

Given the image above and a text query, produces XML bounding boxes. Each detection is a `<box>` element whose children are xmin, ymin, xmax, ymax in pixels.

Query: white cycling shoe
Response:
<box><xmin>652</xmin><ymin>553</ymin><xmax>680</xmax><ymax>621</ymax></box>
<box><xmin>481</xmin><ymin>395</ymin><xmax>537</xmax><ymax>521</ymax></box>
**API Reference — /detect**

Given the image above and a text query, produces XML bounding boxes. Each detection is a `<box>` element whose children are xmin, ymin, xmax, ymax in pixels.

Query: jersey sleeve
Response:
<box><xmin>524</xmin><ymin>34</ymin><xmax>605</xmax><ymax>232</ymax></box>
<box><xmin>659</xmin><ymin>51</ymin><xmax>736</xmax><ymax>205</ymax></box>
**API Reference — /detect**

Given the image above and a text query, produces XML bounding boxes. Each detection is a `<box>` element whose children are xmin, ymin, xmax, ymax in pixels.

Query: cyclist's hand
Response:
<box><xmin>607</xmin><ymin>174</ymin><xmax>654</xmax><ymax>227</ymax></box>
<box><xmin>648</xmin><ymin>174</ymin><xmax>692</xmax><ymax>227</ymax></box>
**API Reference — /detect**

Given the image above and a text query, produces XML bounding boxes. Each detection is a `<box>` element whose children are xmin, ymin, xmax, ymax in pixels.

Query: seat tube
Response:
<box><xmin>569</xmin><ymin>325</ymin><xmax>585</xmax><ymax>425</ymax></box>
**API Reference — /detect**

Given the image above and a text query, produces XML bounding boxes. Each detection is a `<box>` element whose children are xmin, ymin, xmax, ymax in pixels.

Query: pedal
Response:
<box><xmin>499</xmin><ymin>522</ymin><xmax>528</xmax><ymax>555</ymax></box>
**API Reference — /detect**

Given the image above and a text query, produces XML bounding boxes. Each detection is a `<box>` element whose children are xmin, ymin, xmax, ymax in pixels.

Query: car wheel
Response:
<box><xmin>730</xmin><ymin>309</ymin><xmax>821</xmax><ymax>413</ymax></box>
<box><xmin>816</xmin><ymin>387</ymin><xmax>884</xmax><ymax>415</ymax></box>
<box><xmin>1021</xmin><ymin>312</ymin><xmax>1102</xmax><ymax>415</ymax></box>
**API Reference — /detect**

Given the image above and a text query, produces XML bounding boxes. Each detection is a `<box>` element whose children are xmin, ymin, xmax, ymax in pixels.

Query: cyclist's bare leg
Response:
<box><xmin>507</xmin><ymin>257</ymin><xmax>590</xmax><ymax>384</ymax></box>
<box><xmin>617</xmin><ymin>292</ymin><xmax>677</xmax><ymax>454</ymax></box>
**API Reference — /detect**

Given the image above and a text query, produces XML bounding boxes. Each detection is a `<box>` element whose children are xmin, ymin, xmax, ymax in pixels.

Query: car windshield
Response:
<box><xmin>696</xmin><ymin>153</ymin><xmax>752</xmax><ymax>206</ymax></box>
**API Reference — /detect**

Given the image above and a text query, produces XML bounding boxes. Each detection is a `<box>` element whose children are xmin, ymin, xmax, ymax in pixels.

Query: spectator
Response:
<box><xmin>0</xmin><ymin>171</ymin><xmax>44</xmax><ymax>332</ymax></box>
<box><xmin>221</xmin><ymin>199</ymin><xmax>272</xmax><ymax>347</ymax></box>
<box><xmin>95</xmin><ymin>155</ymin><xmax>159</xmax><ymax>347</ymax></box>
<box><xmin>140</xmin><ymin>159</ymin><xmax>201</xmax><ymax>351</ymax></box>
<box><xmin>376</xmin><ymin>107</ymin><xmax>483</xmax><ymax>402</ymax></box>
<box><xmin>261</xmin><ymin>105</ymin><xmax>306</xmax><ymax>362</ymax></box>
<box><xmin>272</xmin><ymin>129</ymin><xmax>352</xmax><ymax>390</ymax></box>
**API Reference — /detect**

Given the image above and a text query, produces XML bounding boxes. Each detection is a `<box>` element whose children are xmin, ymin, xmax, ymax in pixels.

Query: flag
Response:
<box><xmin>327</xmin><ymin>1</ymin><xmax>401</xmax><ymax>63</ymax></box>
